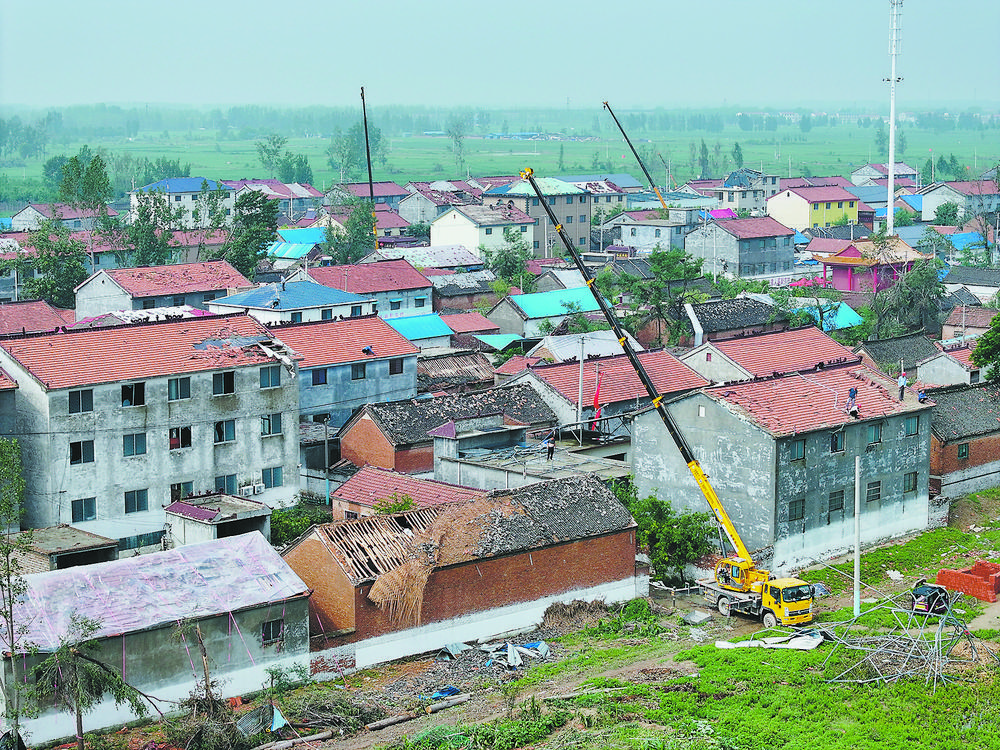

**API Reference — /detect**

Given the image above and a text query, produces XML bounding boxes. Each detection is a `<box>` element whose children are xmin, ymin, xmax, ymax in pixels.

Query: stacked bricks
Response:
<box><xmin>936</xmin><ymin>561</ymin><xmax>1000</xmax><ymax>602</ymax></box>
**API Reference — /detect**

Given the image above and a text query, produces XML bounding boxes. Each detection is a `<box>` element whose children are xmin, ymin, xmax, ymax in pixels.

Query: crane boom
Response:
<box><xmin>602</xmin><ymin>101</ymin><xmax>669</xmax><ymax>211</ymax></box>
<box><xmin>519</xmin><ymin>167</ymin><xmax>754</xmax><ymax>566</ymax></box>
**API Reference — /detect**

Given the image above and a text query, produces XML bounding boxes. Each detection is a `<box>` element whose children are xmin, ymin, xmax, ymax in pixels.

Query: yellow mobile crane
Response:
<box><xmin>519</xmin><ymin>168</ymin><xmax>812</xmax><ymax>627</ymax></box>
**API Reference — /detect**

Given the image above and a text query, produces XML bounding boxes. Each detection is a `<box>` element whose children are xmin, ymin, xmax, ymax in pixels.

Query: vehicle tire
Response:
<box><xmin>762</xmin><ymin>610</ymin><xmax>778</xmax><ymax>628</ymax></box>
<box><xmin>717</xmin><ymin>597</ymin><xmax>731</xmax><ymax>616</ymax></box>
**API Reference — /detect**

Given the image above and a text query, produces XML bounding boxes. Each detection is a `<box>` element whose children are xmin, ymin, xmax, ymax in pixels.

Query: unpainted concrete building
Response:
<box><xmin>632</xmin><ymin>364</ymin><xmax>933</xmax><ymax>572</ymax></box>
<box><xmin>0</xmin><ymin>314</ymin><xmax>300</xmax><ymax>544</ymax></box>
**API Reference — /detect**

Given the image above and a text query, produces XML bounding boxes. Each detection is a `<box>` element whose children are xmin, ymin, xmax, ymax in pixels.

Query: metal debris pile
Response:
<box><xmin>821</xmin><ymin>590</ymin><xmax>999</xmax><ymax>691</ymax></box>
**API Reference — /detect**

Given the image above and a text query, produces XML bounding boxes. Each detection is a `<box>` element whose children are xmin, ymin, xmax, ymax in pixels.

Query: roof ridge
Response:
<box><xmin>0</xmin><ymin>309</ymin><xmax>255</xmax><ymax>342</ymax></box>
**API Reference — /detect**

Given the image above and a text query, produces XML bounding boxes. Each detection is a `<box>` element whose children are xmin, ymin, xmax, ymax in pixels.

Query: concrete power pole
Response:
<box><xmin>886</xmin><ymin>0</ymin><xmax>903</xmax><ymax>236</ymax></box>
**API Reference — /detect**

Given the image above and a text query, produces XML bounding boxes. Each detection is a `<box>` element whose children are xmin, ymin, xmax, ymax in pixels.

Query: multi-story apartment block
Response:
<box><xmin>0</xmin><ymin>314</ymin><xmax>300</xmax><ymax>546</ymax></box>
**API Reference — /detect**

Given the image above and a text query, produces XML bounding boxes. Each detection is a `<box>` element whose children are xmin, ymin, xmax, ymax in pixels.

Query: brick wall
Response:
<box><xmin>282</xmin><ymin>533</ymin><xmax>357</xmax><ymax>635</ymax></box>
<box><xmin>937</xmin><ymin>560</ymin><xmax>1000</xmax><ymax>602</ymax></box>
<box><xmin>933</xmin><ymin>432</ymin><xmax>1000</xmax><ymax>476</ymax></box>
<box><xmin>339</xmin><ymin>418</ymin><xmax>396</xmax><ymax>470</ymax></box>
<box><xmin>394</xmin><ymin>444</ymin><xmax>434</xmax><ymax>474</ymax></box>
<box><xmin>349</xmin><ymin>529</ymin><xmax>636</xmax><ymax>642</ymax></box>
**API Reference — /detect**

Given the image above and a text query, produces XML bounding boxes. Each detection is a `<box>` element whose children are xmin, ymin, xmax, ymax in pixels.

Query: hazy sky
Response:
<box><xmin>2</xmin><ymin>0</ymin><xmax>997</xmax><ymax>111</ymax></box>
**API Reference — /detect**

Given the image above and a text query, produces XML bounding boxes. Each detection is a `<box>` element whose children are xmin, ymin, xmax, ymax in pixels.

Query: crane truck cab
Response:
<box><xmin>704</xmin><ymin>559</ymin><xmax>813</xmax><ymax>627</ymax></box>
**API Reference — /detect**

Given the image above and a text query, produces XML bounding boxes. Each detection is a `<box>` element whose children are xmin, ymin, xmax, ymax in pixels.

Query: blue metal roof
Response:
<box><xmin>0</xmin><ymin>218</ymin><xmax>11</xmax><ymax>230</ymax></box>
<box><xmin>900</xmin><ymin>195</ymin><xmax>922</xmax><ymax>212</ymax></box>
<box><xmin>511</xmin><ymin>286</ymin><xmax>603</xmax><ymax>319</ymax></box>
<box><xmin>268</xmin><ymin>242</ymin><xmax>317</xmax><ymax>260</ymax></box>
<box><xmin>212</xmin><ymin>281</ymin><xmax>368</xmax><ymax>310</ymax></box>
<box><xmin>277</xmin><ymin>227</ymin><xmax>327</xmax><ymax>244</ymax></box>
<box><xmin>135</xmin><ymin>177</ymin><xmax>225</xmax><ymax>193</ymax></box>
<box><xmin>384</xmin><ymin>314</ymin><xmax>453</xmax><ymax>341</ymax></box>
<box><xmin>474</xmin><ymin>334</ymin><xmax>523</xmax><ymax>351</ymax></box>
<box><xmin>803</xmin><ymin>302</ymin><xmax>863</xmax><ymax>331</ymax></box>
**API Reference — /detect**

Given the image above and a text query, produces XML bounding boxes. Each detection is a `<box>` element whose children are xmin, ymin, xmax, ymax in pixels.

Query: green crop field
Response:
<box><xmin>2</xmin><ymin>117</ymin><xmax>998</xmax><ymax>206</ymax></box>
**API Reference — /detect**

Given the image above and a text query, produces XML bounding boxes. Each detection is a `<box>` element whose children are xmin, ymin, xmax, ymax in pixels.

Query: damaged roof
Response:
<box><xmin>944</xmin><ymin>306</ymin><xmax>997</xmax><ymax>329</ymax></box>
<box><xmin>87</xmin><ymin>260</ymin><xmax>250</xmax><ymax>296</ymax></box>
<box><xmin>0</xmin><ymin>314</ymin><xmax>281</xmax><ymax>389</ymax></box>
<box><xmin>306</xmin><ymin>474</ymin><xmax>633</xmax><ymax>585</ymax></box>
<box><xmin>433</xmin><ymin>271</ymin><xmax>498</xmax><ymax>298</ymax></box>
<box><xmin>342</xmin><ymin>382</ymin><xmax>557</xmax><ymax>445</ymax></box>
<box><xmin>927</xmin><ymin>383</ymin><xmax>1000</xmax><ymax>442</ymax></box>
<box><xmin>689</xmin><ymin>297</ymin><xmax>786</xmax><ymax>334</ymax></box>
<box><xmin>268</xmin><ymin>315</ymin><xmax>418</xmax><ymax>368</ymax></box>
<box><xmin>0</xmin><ymin>300</ymin><xmax>73</xmax><ymax>335</ymax></box>
<box><xmin>211</xmin><ymin>280</ymin><xmax>370</xmax><ymax>310</ymax></box>
<box><xmin>417</xmin><ymin>350</ymin><xmax>495</xmax><ymax>390</ymax></box>
<box><xmin>8</xmin><ymin>532</ymin><xmax>308</xmax><ymax>653</ymax></box>
<box><xmin>705</xmin><ymin>364</ymin><xmax>927</xmax><ymax>437</ymax></box>
<box><xmin>440</xmin><ymin>312</ymin><xmax>499</xmax><ymax>334</ymax></box>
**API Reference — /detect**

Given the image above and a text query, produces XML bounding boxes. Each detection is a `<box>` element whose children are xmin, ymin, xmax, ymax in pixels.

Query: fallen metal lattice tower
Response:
<box><xmin>820</xmin><ymin>590</ymin><xmax>1000</xmax><ymax>691</ymax></box>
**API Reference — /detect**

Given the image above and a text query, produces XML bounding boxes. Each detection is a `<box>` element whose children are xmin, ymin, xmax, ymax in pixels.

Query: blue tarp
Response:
<box><xmin>385</xmin><ymin>313</ymin><xmax>453</xmax><ymax>341</ymax></box>
<box><xmin>511</xmin><ymin>286</ymin><xmax>603</xmax><ymax>319</ymax></box>
<box><xmin>802</xmin><ymin>302</ymin><xmax>863</xmax><ymax>331</ymax></box>
<box><xmin>277</xmin><ymin>227</ymin><xmax>327</xmax><ymax>244</ymax></box>
<box><xmin>474</xmin><ymin>334</ymin><xmax>523</xmax><ymax>351</ymax></box>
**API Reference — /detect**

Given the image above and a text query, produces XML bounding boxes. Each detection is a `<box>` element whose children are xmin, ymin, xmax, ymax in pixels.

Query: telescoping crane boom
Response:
<box><xmin>519</xmin><ymin>168</ymin><xmax>813</xmax><ymax>627</ymax></box>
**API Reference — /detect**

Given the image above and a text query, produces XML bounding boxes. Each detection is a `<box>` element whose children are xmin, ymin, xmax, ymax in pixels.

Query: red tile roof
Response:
<box><xmin>936</xmin><ymin>180</ymin><xmax>999</xmax><ymax>197</ymax></box>
<box><xmin>710</xmin><ymin>327</ymin><xmax>860</xmax><ymax>378</ymax></box>
<box><xmin>714</xmin><ymin>217</ymin><xmax>793</xmax><ymax>240</ymax></box>
<box><xmin>494</xmin><ymin>355</ymin><xmax>542</xmax><ymax>377</ymax></box>
<box><xmin>306</xmin><ymin>259</ymin><xmax>431</xmax><ymax>294</ymax></box>
<box><xmin>22</xmin><ymin>204</ymin><xmax>119</xmax><ymax>220</ymax></box>
<box><xmin>0</xmin><ymin>301</ymin><xmax>74</xmax><ymax>335</ymax></box>
<box><xmin>805</xmin><ymin>237</ymin><xmax>855</xmax><ymax>256</ymax></box>
<box><xmin>943</xmin><ymin>306</ymin><xmax>997</xmax><ymax>329</ymax></box>
<box><xmin>97</xmin><ymin>260</ymin><xmax>250</xmax><ymax>297</ymax></box>
<box><xmin>326</xmin><ymin>204</ymin><xmax>410</xmax><ymax>230</ymax></box>
<box><xmin>527</xmin><ymin>350</ymin><xmax>709</xmax><ymax>405</ymax></box>
<box><xmin>707</xmin><ymin>365</ymin><xmax>920</xmax><ymax>436</ymax></box>
<box><xmin>441</xmin><ymin>312</ymin><xmax>499</xmax><ymax>335</ymax></box>
<box><xmin>770</xmin><ymin>186</ymin><xmax>858</xmax><ymax>204</ymax></box>
<box><xmin>335</xmin><ymin>181</ymin><xmax>408</xmax><ymax>198</ymax></box>
<box><xmin>0</xmin><ymin>314</ymin><xmax>277</xmax><ymax>389</ymax></box>
<box><xmin>0</xmin><ymin>369</ymin><xmax>18</xmax><ymax>391</ymax></box>
<box><xmin>934</xmin><ymin>343</ymin><xmax>978</xmax><ymax>369</ymax></box>
<box><xmin>268</xmin><ymin>315</ymin><xmax>418</xmax><ymax>368</ymax></box>
<box><xmin>333</xmin><ymin>465</ymin><xmax>485</xmax><ymax>509</ymax></box>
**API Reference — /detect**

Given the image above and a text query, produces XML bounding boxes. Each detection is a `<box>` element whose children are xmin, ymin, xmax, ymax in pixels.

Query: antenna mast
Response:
<box><xmin>886</xmin><ymin>0</ymin><xmax>903</xmax><ymax>235</ymax></box>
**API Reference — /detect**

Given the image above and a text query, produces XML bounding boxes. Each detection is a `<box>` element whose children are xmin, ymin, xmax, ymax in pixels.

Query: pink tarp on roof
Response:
<box><xmin>7</xmin><ymin>532</ymin><xmax>308</xmax><ymax>652</ymax></box>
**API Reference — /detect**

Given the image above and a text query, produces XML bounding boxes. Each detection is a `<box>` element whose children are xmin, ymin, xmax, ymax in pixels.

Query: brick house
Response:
<box><xmin>928</xmin><ymin>383</ymin><xmax>1000</xmax><ymax>496</ymax></box>
<box><xmin>431</xmin><ymin>271</ymin><xmax>500</xmax><ymax>312</ymax></box>
<box><xmin>632</xmin><ymin>364</ymin><xmax>934</xmax><ymax>572</ymax></box>
<box><xmin>74</xmin><ymin>260</ymin><xmax>252</xmax><ymax>319</ymax></box>
<box><xmin>282</xmin><ymin>475</ymin><xmax>641</xmax><ymax>671</ymax></box>
<box><xmin>338</xmin><ymin>383</ymin><xmax>556</xmax><ymax>474</ymax></box>
<box><xmin>0</xmin><ymin>314</ymin><xmax>300</xmax><ymax>544</ymax></box>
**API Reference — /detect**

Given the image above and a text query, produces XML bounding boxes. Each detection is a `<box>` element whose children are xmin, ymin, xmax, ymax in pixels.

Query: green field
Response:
<box><xmin>2</xmin><ymin>119</ymin><xmax>998</xmax><ymax>204</ymax></box>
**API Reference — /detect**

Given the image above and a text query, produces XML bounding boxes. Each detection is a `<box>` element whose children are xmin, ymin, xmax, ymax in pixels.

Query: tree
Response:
<box><xmin>874</xmin><ymin>121</ymin><xmax>888</xmax><ymax>157</ymax></box>
<box><xmin>119</xmin><ymin>192</ymin><xmax>184</xmax><ymax>267</ymax></box>
<box><xmin>0</xmin><ymin>438</ymin><xmax>30</xmax><ymax>736</ymax></box>
<box><xmin>324</xmin><ymin>200</ymin><xmax>376</xmax><ymax>266</ymax></box>
<box><xmin>619</xmin><ymin>248</ymin><xmax>704</xmax><ymax>345</ymax></box>
<box><xmin>214</xmin><ymin>190</ymin><xmax>279</xmax><ymax>279</ymax></box>
<box><xmin>447</xmin><ymin>117</ymin><xmax>467</xmax><ymax>174</ymax></box>
<box><xmin>255</xmin><ymin>134</ymin><xmax>287</xmax><ymax>177</ymax></box>
<box><xmin>190</xmin><ymin>179</ymin><xmax>230</xmax><ymax>231</ymax></box>
<box><xmin>970</xmin><ymin>312</ymin><xmax>1000</xmax><ymax>381</ymax></box>
<box><xmin>897</xmin><ymin>128</ymin><xmax>907</xmax><ymax>157</ymax></box>
<box><xmin>916</xmin><ymin>226</ymin><xmax>956</xmax><ymax>262</ymax></box>
<box><xmin>28</xmin><ymin>615</ymin><xmax>152</xmax><ymax>750</ymax></box>
<box><xmin>42</xmin><ymin>155</ymin><xmax>69</xmax><ymax>190</ymax></box>
<box><xmin>373</xmin><ymin>492</ymin><xmax>415</xmax><ymax>514</ymax></box>
<box><xmin>731</xmin><ymin>142</ymin><xmax>744</xmax><ymax>169</ymax></box>
<box><xmin>481</xmin><ymin>227</ymin><xmax>533</xmax><ymax>287</ymax></box>
<box><xmin>58</xmin><ymin>151</ymin><xmax>112</xmax><ymax>215</ymax></box>
<box><xmin>628</xmin><ymin>493</ymin><xmax>713</xmax><ymax>584</ymax></box>
<box><xmin>921</xmin><ymin>158</ymin><xmax>934</xmax><ymax>186</ymax></box>
<box><xmin>278</xmin><ymin>153</ymin><xmax>313</xmax><ymax>185</ymax></box>
<box><xmin>799</xmin><ymin>114</ymin><xmax>812</xmax><ymax>133</ymax></box>
<box><xmin>557</xmin><ymin>144</ymin><xmax>565</xmax><ymax>171</ymax></box>
<box><xmin>326</xmin><ymin>123</ymin><xmax>386</xmax><ymax>183</ymax></box>
<box><xmin>934</xmin><ymin>201</ymin><xmax>960</xmax><ymax>225</ymax></box>
<box><xmin>4</xmin><ymin>219</ymin><xmax>89</xmax><ymax>308</ymax></box>
<box><xmin>698</xmin><ymin>139</ymin><xmax>709</xmax><ymax>178</ymax></box>
<box><xmin>894</xmin><ymin>208</ymin><xmax>916</xmax><ymax>227</ymax></box>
